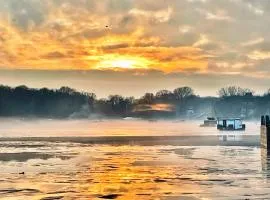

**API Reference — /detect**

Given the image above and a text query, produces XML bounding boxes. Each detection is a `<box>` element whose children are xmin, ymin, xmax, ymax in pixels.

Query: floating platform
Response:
<box><xmin>217</xmin><ymin>118</ymin><xmax>246</xmax><ymax>131</ymax></box>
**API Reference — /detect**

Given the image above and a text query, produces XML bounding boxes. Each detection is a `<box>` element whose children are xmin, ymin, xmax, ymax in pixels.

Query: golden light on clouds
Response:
<box><xmin>2</xmin><ymin>0</ymin><xmax>270</xmax><ymax>96</ymax></box>
<box><xmin>0</xmin><ymin>0</ymin><xmax>210</xmax><ymax>73</ymax></box>
<box><xmin>95</xmin><ymin>55</ymin><xmax>151</xmax><ymax>70</ymax></box>
<box><xmin>1</xmin><ymin>0</ymin><xmax>267</xmax><ymax>75</ymax></box>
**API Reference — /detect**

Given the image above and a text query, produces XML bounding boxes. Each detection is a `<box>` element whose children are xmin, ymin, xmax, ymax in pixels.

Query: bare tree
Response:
<box><xmin>173</xmin><ymin>87</ymin><xmax>194</xmax><ymax>100</ymax></box>
<box><xmin>155</xmin><ymin>90</ymin><xmax>173</xmax><ymax>101</ymax></box>
<box><xmin>125</xmin><ymin>97</ymin><xmax>135</xmax><ymax>105</ymax></box>
<box><xmin>108</xmin><ymin>95</ymin><xmax>124</xmax><ymax>106</ymax></box>
<box><xmin>86</xmin><ymin>93</ymin><xmax>96</xmax><ymax>111</ymax></box>
<box><xmin>140</xmin><ymin>93</ymin><xmax>155</xmax><ymax>104</ymax></box>
<box><xmin>218</xmin><ymin>86</ymin><xmax>254</xmax><ymax>97</ymax></box>
<box><xmin>58</xmin><ymin>86</ymin><xmax>77</xmax><ymax>95</ymax></box>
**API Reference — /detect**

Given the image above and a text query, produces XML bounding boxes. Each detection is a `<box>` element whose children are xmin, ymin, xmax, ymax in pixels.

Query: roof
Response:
<box><xmin>217</xmin><ymin>118</ymin><xmax>242</xmax><ymax>121</ymax></box>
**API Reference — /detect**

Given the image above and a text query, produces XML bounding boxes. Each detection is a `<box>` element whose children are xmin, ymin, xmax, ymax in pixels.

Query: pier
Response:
<box><xmin>261</xmin><ymin>115</ymin><xmax>270</xmax><ymax>149</ymax></box>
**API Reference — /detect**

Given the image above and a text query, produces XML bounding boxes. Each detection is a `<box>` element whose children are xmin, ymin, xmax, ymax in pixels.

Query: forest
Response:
<box><xmin>0</xmin><ymin>85</ymin><xmax>270</xmax><ymax>119</ymax></box>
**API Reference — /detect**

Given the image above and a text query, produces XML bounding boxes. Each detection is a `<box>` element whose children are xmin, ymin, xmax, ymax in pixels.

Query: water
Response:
<box><xmin>0</xmin><ymin>119</ymin><xmax>269</xmax><ymax>200</ymax></box>
<box><xmin>0</xmin><ymin>118</ymin><xmax>260</xmax><ymax>137</ymax></box>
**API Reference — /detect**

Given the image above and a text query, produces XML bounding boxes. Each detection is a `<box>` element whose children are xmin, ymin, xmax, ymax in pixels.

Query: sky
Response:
<box><xmin>0</xmin><ymin>0</ymin><xmax>270</xmax><ymax>97</ymax></box>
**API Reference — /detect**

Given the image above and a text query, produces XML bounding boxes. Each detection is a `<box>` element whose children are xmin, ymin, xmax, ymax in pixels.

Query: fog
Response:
<box><xmin>0</xmin><ymin>118</ymin><xmax>260</xmax><ymax>138</ymax></box>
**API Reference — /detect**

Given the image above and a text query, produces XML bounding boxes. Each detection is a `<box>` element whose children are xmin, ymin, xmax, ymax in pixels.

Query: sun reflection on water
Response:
<box><xmin>0</xmin><ymin>142</ymin><xmax>268</xmax><ymax>200</ymax></box>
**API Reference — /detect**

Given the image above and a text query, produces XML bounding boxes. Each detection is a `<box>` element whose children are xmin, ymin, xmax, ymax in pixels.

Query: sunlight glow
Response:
<box><xmin>109</xmin><ymin>59</ymin><xmax>137</xmax><ymax>69</ymax></box>
<box><xmin>95</xmin><ymin>56</ymin><xmax>151</xmax><ymax>70</ymax></box>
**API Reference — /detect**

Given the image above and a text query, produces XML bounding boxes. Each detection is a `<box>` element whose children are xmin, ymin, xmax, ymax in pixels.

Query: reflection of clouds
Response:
<box><xmin>0</xmin><ymin>143</ymin><xmax>269</xmax><ymax>199</ymax></box>
<box><xmin>260</xmin><ymin>147</ymin><xmax>270</xmax><ymax>184</ymax></box>
<box><xmin>261</xmin><ymin>147</ymin><xmax>269</xmax><ymax>171</ymax></box>
<box><xmin>0</xmin><ymin>144</ymin><xmax>203</xmax><ymax>199</ymax></box>
<box><xmin>261</xmin><ymin>147</ymin><xmax>270</xmax><ymax>181</ymax></box>
<box><xmin>218</xmin><ymin>134</ymin><xmax>243</xmax><ymax>142</ymax></box>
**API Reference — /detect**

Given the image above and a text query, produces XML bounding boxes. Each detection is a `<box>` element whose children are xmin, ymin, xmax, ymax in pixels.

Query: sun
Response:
<box><xmin>95</xmin><ymin>55</ymin><xmax>151</xmax><ymax>70</ymax></box>
<box><xmin>110</xmin><ymin>59</ymin><xmax>137</xmax><ymax>69</ymax></box>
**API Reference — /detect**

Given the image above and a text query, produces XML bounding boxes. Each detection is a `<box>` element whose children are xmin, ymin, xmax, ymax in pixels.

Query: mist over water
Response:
<box><xmin>0</xmin><ymin>118</ymin><xmax>260</xmax><ymax>137</ymax></box>
<box><xmin>0</xmin><ymin>118</ymin><xmax>269</xmax><ymax>200</ymax></box>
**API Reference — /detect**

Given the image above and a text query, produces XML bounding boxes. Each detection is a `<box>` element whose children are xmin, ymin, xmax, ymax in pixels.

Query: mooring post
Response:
<box><xmin>261</xmin><ymin>115</ymin><xmax>270</xmax><ymax>172</ymax></box>
<box><xmin>261</xmin><ymin>115</ymin><xmax>270</xmax><ymax>149</ymax></box>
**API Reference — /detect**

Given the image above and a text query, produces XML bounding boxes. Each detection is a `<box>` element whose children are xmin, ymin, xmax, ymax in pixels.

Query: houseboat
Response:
<box><xmin>217</xmin><ymin>118</ymin><xmax>246</xmax><ymax>131</ymax></box>
<box><xmin>200</xmin><ymin>117</ymin><xmax>217</xmax><ymax>127</ymax></box>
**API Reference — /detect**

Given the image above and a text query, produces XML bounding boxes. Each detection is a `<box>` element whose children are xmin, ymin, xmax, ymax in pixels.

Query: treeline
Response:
<box><xmin>0</xmin><ymin>85</ymin><xmax>270</xmax><ymax>119</ymax></box>
<box><xmin>0</xmin><ymin>85</ymin><xmax>95</xmax><ymax>118</ymax></box>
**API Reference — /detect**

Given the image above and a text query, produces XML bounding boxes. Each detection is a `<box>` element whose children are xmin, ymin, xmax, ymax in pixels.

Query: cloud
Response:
<box><xmin>248</xmin><ymin>41</ymin><xmax>270</xmax><ymax>52</ymax></box>
<box><xmin>101</xmin><ymin>43</ymin><xmax>129</xmax><ymax>50</ymax></box>
<box><xmin>0</xmin><ymin>0</ymin><xmax>270</xmax><ymax>80</ymax></box>
<box><xmin>129</xmin><ymin>7</ymin><xmax>173</xmax><ymax>23</ymax></box>
<box><xmin>196</xmin><ymin>8</ymin><xmax>234</xmax><ymax>21</ymax></box>
<box><xmin>248</xmin><ymin>50</ymin><xmax>270</xmax><ymax>60</ymax></box>
<box><xmin>241</xmin><ymin>37</ymin><xmax>264</xmax><ymax>47</ymax></box>
<box><xmin>41</xmin><ymin>51</ymin><xmax>67</xmax><ymax>59</ymax></box>
<box><xmin>247</xmin><ymin>2</ymin><xmax>264</xmax><ymax>16</ymax></box>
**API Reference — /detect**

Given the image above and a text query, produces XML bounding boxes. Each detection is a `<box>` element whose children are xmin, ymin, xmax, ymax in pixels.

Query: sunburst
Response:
<box><xmin>95</xmin><ymin>56</ymin><xmax>151</xmax><ymax>70</ymax></box>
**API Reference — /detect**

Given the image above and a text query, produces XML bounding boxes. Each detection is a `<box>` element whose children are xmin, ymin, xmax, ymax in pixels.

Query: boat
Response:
<box><xmin>217</xmin><ymin>118</ymin><xmax>246</xmax><ymax>131</ymax></box>
<box><xmin>200</xmin><ymin>102</ymin><xmax>217</xmax><ymax>127</ymax></box>
<box><xmin>200</xmin><ymin>117</ymin><xmax>217</xmax><ymax>127</ymax></box>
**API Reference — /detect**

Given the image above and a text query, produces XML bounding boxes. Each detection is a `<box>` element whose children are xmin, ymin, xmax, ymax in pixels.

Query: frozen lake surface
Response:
<box><xmin>0</xmin><ymin>119</ymin><xmax>269</xmax><ymax>200</ymax></box>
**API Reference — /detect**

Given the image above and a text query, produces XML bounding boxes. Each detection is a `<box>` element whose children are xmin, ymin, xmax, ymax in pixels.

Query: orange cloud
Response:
<box><xmin>0</xmin><ymin>1</ymin><xmax>209</xmax><ymax>73</ymax></box>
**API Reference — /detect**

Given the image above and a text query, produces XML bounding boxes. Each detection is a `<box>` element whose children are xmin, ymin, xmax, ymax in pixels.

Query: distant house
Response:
<box><xmin>244</xmin><ymin>92</ymin><xmax>253</xmax><ymax>97</ymax></box>
<box><xmin>132</xmin><ymin>103</ymin><xmax>176</xmax><ymax>118</ymax></box>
